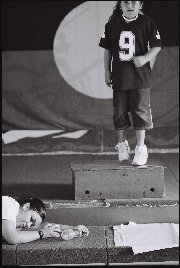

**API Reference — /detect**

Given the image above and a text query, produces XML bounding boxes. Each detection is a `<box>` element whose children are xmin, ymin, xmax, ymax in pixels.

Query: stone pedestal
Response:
<box><xmin>71</xmin><ymin>161</ymin><xmax>165</xmax><ymax>200</ymax></box>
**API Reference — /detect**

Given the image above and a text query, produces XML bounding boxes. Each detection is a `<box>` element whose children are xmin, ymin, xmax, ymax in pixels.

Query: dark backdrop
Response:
<box><xmin>2</xmin><ymin>1</ymin><xmax>179</xmax><ymax>50</ymax></box>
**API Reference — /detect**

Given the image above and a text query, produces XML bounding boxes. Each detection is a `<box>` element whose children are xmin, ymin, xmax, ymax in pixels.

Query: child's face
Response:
<box><xmin>120</xmin><ymin>1</ymin><xmax>142</xmax><ymax>19</ymax></box>
<box><xmin>16</xmin><ymin>207</ymin><xmax>42</xmax><ymax>228</ymax></box>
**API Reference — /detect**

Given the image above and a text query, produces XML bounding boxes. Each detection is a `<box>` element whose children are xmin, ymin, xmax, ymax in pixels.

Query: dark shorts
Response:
<box><xmin>113</xmin><ymin>88</ymin><xmax>153</xmax><ymax>130</ymax></box>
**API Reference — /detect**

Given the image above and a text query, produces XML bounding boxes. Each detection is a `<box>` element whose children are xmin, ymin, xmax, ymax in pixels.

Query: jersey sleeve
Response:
<box><xmin>99</xmin><ymin>22</ymin><xmax>112</xmax><ymax>50</ymax></box>
<box><xmin>148</xmin><ymin>19</ymin><xmax>163</xmax><ymax>48</ymax></box>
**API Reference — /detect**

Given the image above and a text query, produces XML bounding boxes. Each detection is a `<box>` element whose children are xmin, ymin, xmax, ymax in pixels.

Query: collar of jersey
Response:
<box><xmin>122</xmin><ymin>14</ymin><xmax>139</xmax><ymax>22</ymax></box>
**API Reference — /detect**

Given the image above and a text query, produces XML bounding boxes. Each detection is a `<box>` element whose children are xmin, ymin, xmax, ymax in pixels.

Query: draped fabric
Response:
<box><xmin>2</xmin><ymin>1</ymin><xmax>179</xmax><ymax>149</ymax></box>
<box><xmin>2</xmin><ymin>47</ymin><xmax>179</xmax><ymax>129</ymax></box>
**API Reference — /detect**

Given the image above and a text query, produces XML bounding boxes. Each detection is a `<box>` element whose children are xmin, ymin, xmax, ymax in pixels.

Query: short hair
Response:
<box><xmin>17</xmin><ymin>193</ymin><xmax>46</xmax><ymax>221</ymax></box>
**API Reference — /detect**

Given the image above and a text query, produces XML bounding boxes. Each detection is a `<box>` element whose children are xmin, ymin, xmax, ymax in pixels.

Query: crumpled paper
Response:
<box><xmin>45</xmin><ymin>223</ymin><xmax>89</xmax><ymax>238</ymax></box>
<box><xmin>113</xmin><ymin>222</ymin><xmax>179</xmax><ymax>255</ymax></box>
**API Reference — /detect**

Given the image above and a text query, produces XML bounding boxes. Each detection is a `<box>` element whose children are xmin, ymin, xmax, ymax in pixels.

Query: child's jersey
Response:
<box><xmin>99</xmin><ymin>14</ymin><xmax>162</xmax><ymax>90</ymax></box>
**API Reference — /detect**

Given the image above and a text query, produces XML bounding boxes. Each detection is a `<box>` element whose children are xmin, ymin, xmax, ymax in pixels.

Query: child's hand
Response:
<box><xmin>133</xmin><ymin>56</ymin><xmax>147</xmax><ymax>67</ymax></box>
<box><xmin>105</xmin><ymin>70</ymin><xmax>112</xmax><ymax>87</ymax></box>
<box><xmin>77</xmin><ymin>225</ymin><xmax>89</xmax><ymax>236</ymax></box>
<box><xmin>41</xmin><ymin>225</ymin><xmax>62</xmax><ymax>238</ymax></box>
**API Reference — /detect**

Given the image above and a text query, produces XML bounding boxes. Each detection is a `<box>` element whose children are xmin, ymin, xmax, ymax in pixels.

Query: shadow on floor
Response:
<box><xmin>2</xmin><ymin>183</ymin><xmax>74</xmax><ymax>200</ymax></box>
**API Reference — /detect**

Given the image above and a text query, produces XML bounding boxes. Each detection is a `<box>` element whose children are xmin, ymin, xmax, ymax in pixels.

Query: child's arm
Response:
<box><xmin>2</xmin><ymin>220</ymin><xmax>61</xmax><ymax>244</ymax></box>
<box><xmin>133</xmin><ymin>47</ymin><xmax>161</xmax><ymax>68</ymax></box>
<box><xmin>104</xmin><ymin>49</ymin><xmax>113</xmax><ymax>87</ymax></box>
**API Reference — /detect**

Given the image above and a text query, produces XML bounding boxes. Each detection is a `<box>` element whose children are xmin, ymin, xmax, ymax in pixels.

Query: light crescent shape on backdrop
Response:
<box><xmin>53</xmin><ymin>1</ymin><xmax>116</xmax><ymax>99</ymax></box>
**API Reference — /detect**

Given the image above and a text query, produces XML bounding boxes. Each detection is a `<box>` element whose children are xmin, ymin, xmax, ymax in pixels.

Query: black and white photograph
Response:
<box><xmin>2</xmin><ymin>1</ymin><xmax>179</xmax><ymax>266</ymax></box>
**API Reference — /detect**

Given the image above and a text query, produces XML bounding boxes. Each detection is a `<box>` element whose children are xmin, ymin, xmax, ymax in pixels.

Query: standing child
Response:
<box><xmin>99</xmin><ymin>1</ymin><xmax>162</xmax><ymax>165</ymax></box>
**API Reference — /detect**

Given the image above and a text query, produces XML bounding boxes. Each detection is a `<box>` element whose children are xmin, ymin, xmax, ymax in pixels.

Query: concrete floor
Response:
<box><xmin>2</xmin><ymin>153</ymin><xmax>179</xmax><ymax>200</ymax></box>
<box><xmin>2</xmin><ymin>225</ymin><xmax>179</xmax><ymax>265</ymax></box>
<box><xmin>2</xmin><ymin>153</ymin><xmax>179</xmax><ymax>265</ymax></box>
<box><xmin>2</xmin><ymin>153</ymin><xmax>179</xmax><ymax>225</ymax></box>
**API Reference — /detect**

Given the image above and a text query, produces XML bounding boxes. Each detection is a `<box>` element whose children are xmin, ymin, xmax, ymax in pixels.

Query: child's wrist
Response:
<box><xmin>143</xmin><ymin>53</ymin><xmax>155</xmax><ymax>64</ymax></box>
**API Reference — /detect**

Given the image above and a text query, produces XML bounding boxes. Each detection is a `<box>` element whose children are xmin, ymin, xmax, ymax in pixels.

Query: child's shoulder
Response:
<box><xmin>139</xmin><ymin>13</ymin><xmax>156</xmax><ymax>25</ymax></box>
<box><xmin>107</xmin><ymin>14</ymin><xmax>155</xmax><ymax>27</ymax></box>
<box><xmin>106</xmin><ymin>14</ymin><xmax>122</xmax><ymax>27</ymax></box>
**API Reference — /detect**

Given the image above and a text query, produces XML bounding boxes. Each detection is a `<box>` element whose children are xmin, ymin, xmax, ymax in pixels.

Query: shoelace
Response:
<box><xmin>116</xmin><ymin>143</ymin><xmax>129</xmax><ymax>152</ymax></box>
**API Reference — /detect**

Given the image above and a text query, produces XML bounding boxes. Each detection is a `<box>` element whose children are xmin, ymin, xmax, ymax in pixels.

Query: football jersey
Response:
<box><xmin>99</xmin><ymin>14</ymin><xmax>162</xmax><ymax>90</ymax></box>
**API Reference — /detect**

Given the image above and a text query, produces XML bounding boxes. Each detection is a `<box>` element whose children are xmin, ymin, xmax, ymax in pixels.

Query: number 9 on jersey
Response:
<box><xmin>119</xmin><ymin>31</ymin><xmax>135</xmax><ymax>61</ymax></box>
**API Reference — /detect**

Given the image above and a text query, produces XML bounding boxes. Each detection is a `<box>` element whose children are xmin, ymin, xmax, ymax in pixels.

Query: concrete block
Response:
<box><xmin>71</xmin><ymin>161</ymin><xmax>165</xmax><ymax>200</ymax></box>
<box><xmin>134</xmin><ymin>247</ymin><xmax>180</xmax><ymax>263</ymax></box>
<box><xmin>16</xmin><ymin>226</ymin><xmax>107</xmax><ymax>265</ymax></box>
<box><xmin>106</xmin><ymin>226</ymin><xmax>134</xmax><ymax>264</ymax></box>
<box><xmin>105</xmin><ymin>226</ymin><xmax>179</xmax><ymax>264</ymax></box>
<box><xmin>45</xmin><ymin>203</ymin><xmax>179</xmax><ymax>226</ymax></box>
<box><xmin>2</xmin><ymin>242</ymin><xmax>18</xmax><ymax>266</ymax></box>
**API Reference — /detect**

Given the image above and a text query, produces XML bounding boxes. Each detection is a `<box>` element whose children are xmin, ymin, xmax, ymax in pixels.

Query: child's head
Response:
<box><xmin>109</xmin><ymin>1</ymin><xmax>144</xmax><ymax>22</ymax></box>
<box><xmin>16</xmin><ymin>193</ymin><xmax>46</xmax><ymax>228</ymax></box>
<box><xmin>120</xmin><ymin>1</ymin><xmax>143</xmax><ymax>19</ymax></box>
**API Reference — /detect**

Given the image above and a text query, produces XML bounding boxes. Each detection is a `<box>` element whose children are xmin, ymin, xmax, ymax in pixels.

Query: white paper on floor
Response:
<box><xmin>113</xmin><ymin>222</ymin><xmax>179</xmax><ymax>255</ymax></box>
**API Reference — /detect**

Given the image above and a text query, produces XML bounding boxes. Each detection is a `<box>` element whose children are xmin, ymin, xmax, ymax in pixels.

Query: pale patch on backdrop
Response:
<box><xmin>52</xmin><ymin>130</ymin><xmax>88</xmax><ymax>139</ymax></box>
<box><xmin>53</xmin><ymin>1</ymin><xmax>116</xmax><ymax>99</ymax></box>
<box><xmin>2</xmin><ymin>130</ymin><xmax>89</xmax><ymax>144</ymax></box>
<box><xmin>2</xmin><ymin>130</ymin><xmax>63</xmax><ymax>144</ymax></box>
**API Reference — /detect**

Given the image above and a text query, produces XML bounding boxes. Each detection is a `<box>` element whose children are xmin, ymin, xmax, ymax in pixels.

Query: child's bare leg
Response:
<box><xmin>136</xmin><ymin>130</ymin><xmax>145</xmax><ymax>146</ymax></box>
<box><xmin>117</xmin><ymin>129</ymin><xmax>126</xmax><ymax>143</ymax></box>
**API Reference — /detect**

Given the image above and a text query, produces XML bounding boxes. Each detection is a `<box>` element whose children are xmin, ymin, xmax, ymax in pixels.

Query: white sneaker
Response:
<box><xmin>132</xmin><ymin>144</ymin><xmax>148</xmax><ymax>166</ymax></box>
<box><xmin>115</xmin><ymin>140</ymin><xmax>130</xmax><ymax>162</ymax></box>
